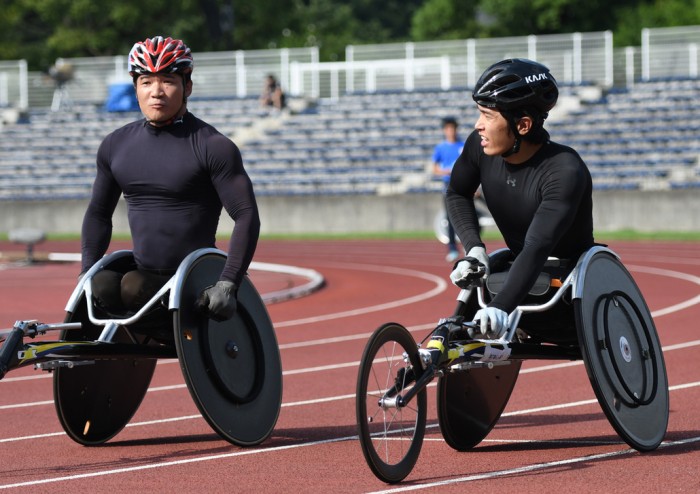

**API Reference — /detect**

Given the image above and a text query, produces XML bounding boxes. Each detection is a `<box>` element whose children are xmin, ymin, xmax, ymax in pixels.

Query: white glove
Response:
<box><xmin>474</xmin><ymin>307</ymin><xmax>509</xmax><ymax>339</ymax></box>
<box><xmin>449</xmin><ymin>246</ymin><xmax>490</xmax><ymax>288</ymax></box>
<box><xmin>466</xmin><ymin>246</ymin><xmax>490</xmax><ymax>275</ymax></box>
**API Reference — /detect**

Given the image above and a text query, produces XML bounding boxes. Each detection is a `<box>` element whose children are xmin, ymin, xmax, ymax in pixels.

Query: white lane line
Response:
<box><xmin>269</xmin><ymin>261</ymin><xmax>699</xmax><ymax>329</ymax></box>
<box><xmin>0</xmin><ymin>400</ymin><xmax>54</xmax><ymax>410</ymax></box>
<box><xmin>518</xmin><ymin>338</ymin><xmax>700</xmax><ymax>374</ymax></box>
<box><xmin>479</xmin><ymin>437</ymin><xmax>622</xmax><ymax>445</ymax></box>
<box><xmin>2</xmin><ymin>382</ymin><xmax>699</xmax><ymax>489</ymax></box>
<box><xmin>623</xmin><ymin>254</ymin><xmax>700</xmax><ymax>266</ymax></box>
<box><xmin>499</xmin><ymin>380</ymin><xmax>699</xmax><ymax>418</ymax></box>
<box><xmin>0</xmin><ymin>323</ymin><xmax>437</xmax><ymax>384</ymax></box>
<box><xmin>2</xmin><ymin>262</ymin><xmax>697</xmax><ymax>385</ymax></box>
<box><xmin>3</xmin><ymin>338</ymin><xmax>700</xmax><ymax>411</ymax></box>
<box><xmin>628</xmin><ymin>264</ymin><xmax>700</xmax><ymax>317</ymax></box>
<box><xmin>366</xmin><ymin>436</ymin><xmax>700</xmax><ymax>494</ymax></box>
<box><xmin>274</xmin><ymin>263</ymin><xmax>447</xmax><ymax>328</ymax></box>
<box><xmin>1</xmin><ymin>322</ymin><xmax>693</xmax><ymax>387</ymax></box>
<box><xmin>2</xmin><ymin>379</ymin><xmax>699</xmax><ymax>446</ymax></box>
<box><xmin>0</xmin><ymin>434</ymin><xmax>357</xmax><ymax>490</ymax></box>
<box><xmin>278</xmin><ymin>323</ymin><xmax>435</xmax><ymax>350</ymax></box>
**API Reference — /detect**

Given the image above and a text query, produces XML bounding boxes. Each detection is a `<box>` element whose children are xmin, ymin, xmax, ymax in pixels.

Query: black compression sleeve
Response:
<box><xmin>446</xmin><ymin>131</ymin><xmax>486</xmax><ymax>253</ymax></box>
<box><xmin>208</xmin><ymin>137</ymin><xmax>260</xmax><ymax>286</ymax></box>
<box><xmin>81</xmin><ymin>137</ymin><xmax>121</xmax><ymax>272</ymax></box>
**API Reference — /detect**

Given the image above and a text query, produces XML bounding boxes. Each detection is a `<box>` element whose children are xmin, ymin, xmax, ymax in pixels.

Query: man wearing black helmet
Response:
<box><xmin>447</xmin><ymin>58</ymin><xmax>594</xmax><ymax>339</ymax></box>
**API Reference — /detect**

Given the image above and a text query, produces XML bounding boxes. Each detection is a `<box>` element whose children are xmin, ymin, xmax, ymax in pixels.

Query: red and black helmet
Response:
<box><xmin>128</xmin><ymin>36</ymin><xmax>193</xmax><ymax>77</ymax></box>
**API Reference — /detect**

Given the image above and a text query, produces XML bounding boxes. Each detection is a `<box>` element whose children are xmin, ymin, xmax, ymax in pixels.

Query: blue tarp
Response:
<box><xmin>104</xmin><ymin>82</ymin><xmax>138</xmax><ymax>112</ymax></box>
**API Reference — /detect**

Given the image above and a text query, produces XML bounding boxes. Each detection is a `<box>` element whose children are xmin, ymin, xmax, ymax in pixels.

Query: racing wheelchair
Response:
<box><xmin>0</xmin><ymin>248</ymin><xmax>282</xmax><ymax>446</ymax></box>
<box><xmin>355</xmin><ymin>246</ymin><xmax>669</xmax><ymax>483</ymax></box>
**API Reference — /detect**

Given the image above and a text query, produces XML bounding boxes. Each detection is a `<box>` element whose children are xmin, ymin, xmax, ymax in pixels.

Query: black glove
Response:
<box><xmin>195</xmin><ymin>281</ymin><xmax>238</xmax><ymax>322</ymax></box>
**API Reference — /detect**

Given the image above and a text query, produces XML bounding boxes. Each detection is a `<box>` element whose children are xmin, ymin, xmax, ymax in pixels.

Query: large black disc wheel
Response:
<box><xmin>575</xmin><ymin>250</ymin><xmax>669</xmax><ymax>451</ymax></box>
<box><xmin>174</xmin><ymin>252</ymin><xmax>282</xmax><ymax>446</ymax></box>
<box><xmin>356</xmin><ymin>323</ymin><xmax>427</xmax><ymax>483</ymax></box>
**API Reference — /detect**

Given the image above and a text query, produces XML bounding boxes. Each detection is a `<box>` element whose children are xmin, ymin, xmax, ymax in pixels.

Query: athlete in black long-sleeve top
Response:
<box><xmin>81</xmin><ymin>36</ymin><xmax>259</xmax><ymax>322</ymax></box>
<box><xmin>447</xmin><ymin>59</ymin><xmax>595</xmax><ymax>338</ymax></box>
<box><xmin>447</xmin><ymin>129</ymin><xmax>593</xmax><ymax>313</ymax></box>
<box><xmin>82</xmin><ymin>112</ymin><xmax>259</xmax><ymax>286</ymax></box>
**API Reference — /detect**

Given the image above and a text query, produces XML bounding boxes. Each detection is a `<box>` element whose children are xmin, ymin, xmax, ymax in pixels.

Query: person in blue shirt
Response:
<box><xmin>433</xmin><ymin>116</ymin><xmax>465</xmax><ymax>262</ymax></box>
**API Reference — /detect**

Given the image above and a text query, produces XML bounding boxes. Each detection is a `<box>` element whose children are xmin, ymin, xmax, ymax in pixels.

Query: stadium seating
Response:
<box><xmin>1</xmin><ymin>79</ymin><xmax>699</xmax><ymax>200</ymax></box>
<box><xmin>0</xmin><ymin>97</ymin><xmax>264</xmax><ymax>200</ymax></box>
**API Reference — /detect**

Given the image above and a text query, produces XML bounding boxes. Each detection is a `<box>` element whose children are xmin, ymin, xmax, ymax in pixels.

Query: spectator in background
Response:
<box><xmin>260</xmin><ymin>74</ymin><xmax>286</xmax><ymax>111</ymax></box>
<box><xmin>433</xmin><ymin>116</ymin><xmax>464</xmax><ymax>262</ymax></box>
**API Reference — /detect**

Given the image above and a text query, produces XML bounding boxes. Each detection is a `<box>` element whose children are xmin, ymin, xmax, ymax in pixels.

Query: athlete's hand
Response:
<box><xmin>196</xmin><ymin>281</ymin><xmax>238</xmax><ymax>322</ymax></box>
<box><xmin>474</xmin><ymin>307</ymin><xmax>509</xmax><ymax>339</ymax></box>
<box><xmin>449</xmin><ymin>246</ymin><xmax>490</xmax><ymax>289</ymax></box>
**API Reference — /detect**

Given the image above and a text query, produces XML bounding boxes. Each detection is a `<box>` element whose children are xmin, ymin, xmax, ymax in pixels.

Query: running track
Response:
<box><xmin>0</xmin><ymin>239</ymin><xmax>698</xmax><ymax>493</ymax></box>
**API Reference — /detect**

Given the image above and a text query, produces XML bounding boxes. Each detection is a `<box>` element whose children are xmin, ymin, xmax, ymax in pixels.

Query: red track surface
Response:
<box><xmin>0</xmin><ymin>239</ymin><xmax>699</xmax><ymax>493</ymax></box>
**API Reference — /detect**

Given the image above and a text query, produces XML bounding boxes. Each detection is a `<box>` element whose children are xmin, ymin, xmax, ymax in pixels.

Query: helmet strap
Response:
<box><xmin>137</xmin><ymin>72</ymin><xmax>190</xmax><ymax>127</ymax></box>
<box><xmin>501</xmin><ymin>114</ymin><xmax>522</xmax><ymax>158</ymax></box>
<box><xmin>145</xmin><ymin>112</ymin><xmax>186</xmax><ymax>127</ymax></box>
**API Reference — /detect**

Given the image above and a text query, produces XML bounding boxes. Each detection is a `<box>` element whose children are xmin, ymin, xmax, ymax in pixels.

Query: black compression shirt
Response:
<box><xmin>446</xmin><ymin>129</ymin><xmax>594</xmax><ymax>313</ymax></box>
<box><xmin>81</xmin><ymin>112</ymin><xmax>260</xmax><ymax>287</ymax></box>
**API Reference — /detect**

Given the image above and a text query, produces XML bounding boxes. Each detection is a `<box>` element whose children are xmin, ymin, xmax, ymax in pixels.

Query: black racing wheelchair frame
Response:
<box><xmin>0</xmin><ymin>248</ymin><xmax>282</xmax><ymax>447</ymax></box>
<box><xmin>356</xmin><ymin>246</ymin><xmax>669</xmax><ymax>483</ymax></box>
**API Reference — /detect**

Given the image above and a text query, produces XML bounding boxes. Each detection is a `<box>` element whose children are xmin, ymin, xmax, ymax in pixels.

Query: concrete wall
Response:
<box><xmin>1</xmin><ymin>189</ymin><xmax>698</xmax><ymax>236</ymax></box>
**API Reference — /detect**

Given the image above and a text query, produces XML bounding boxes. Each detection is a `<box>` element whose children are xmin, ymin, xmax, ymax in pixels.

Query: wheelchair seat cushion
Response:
<box><xmin>487</xmin><ymin>271</ymin><xmax>551</xmax><ymax>297</ymax></box>
<box><xmin>486</xmin><ymin>258</ymin><xmax>571</xmax><ymax>297</ymax></box>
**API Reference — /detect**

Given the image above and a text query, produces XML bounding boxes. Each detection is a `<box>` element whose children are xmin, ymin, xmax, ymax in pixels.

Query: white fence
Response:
<box><xmin>291</xmin><ymin>32</ymin><xmax>613</xmax><ymax>99</ymax></box>
<box><xmin>346</xmin><ymin>32</ymin><xmax>613</xmax><ymax>89</ymax></box>
<box><xmin>1</xmin><ymin>26</ymin><xmax>700</xmax><ymax>109</ymax></box>
<box><xmin>0</xmin><ymin>60</ymin><xmax>28</xmax><ymax>108</ymax></box>
<box><xmin>642</xmin><ymin>25</ymin><xmax>700</xmax><ymax>80</ymax></box>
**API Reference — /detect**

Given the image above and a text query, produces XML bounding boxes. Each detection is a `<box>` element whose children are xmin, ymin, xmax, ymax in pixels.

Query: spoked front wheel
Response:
<box><xmin>356</xmin><ymin>323</ymin><xmax>427</xmax><ymax>483</ymax></box>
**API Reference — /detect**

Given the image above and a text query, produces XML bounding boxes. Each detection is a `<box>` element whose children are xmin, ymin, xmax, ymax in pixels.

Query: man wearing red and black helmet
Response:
<box><xmin>127</xmin><ymin>36</ymin><xmax>194</xmax><ymax>126</ymax></box>
<box><xmin>446</xmin><ymin>58</ymin><xmax>595</xmax><ymax>340</ymax></box>
<box><xmin>81</xmin><ymin>36</ymin><xmax>260</xmax><ymax>322</ymax></box>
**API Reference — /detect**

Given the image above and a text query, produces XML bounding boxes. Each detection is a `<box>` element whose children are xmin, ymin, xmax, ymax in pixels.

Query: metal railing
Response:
<box><xmin>2</xmin><ymin>26</ymin><xmax>700</xmax><ymax>110</ymax></box>
<box><xmin>642</xmin><ymin>25</ymin><xmax>700</xmax><ymax>80</ymax></box>
<box><xmin>347</xmin><ymin>31</ymin><xmax>613</xmax><ymax>88</ymax></box>
<box><xmin>0</xmin><ymin>60</ymin><xmax>28</xmax><ymax>109</ymax></box>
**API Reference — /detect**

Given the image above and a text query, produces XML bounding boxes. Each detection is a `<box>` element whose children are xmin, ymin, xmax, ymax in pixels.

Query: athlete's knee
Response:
<box><xmin>121</xmin><ymin>270</ymin><xmax>169</xmax><ymax>312</ymax></box>
<box><xmin>91</xmin><ymin>269</ymin><xmax>126</xmax><ymax>313</ymax></box>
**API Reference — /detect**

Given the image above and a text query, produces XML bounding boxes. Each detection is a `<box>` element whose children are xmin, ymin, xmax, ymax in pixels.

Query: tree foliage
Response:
<box><xmin>0</xmin><ymin>0</ymin><xmax>697</xmax><ymax>70</ymax></box>
<box><xmin>614</xmin><ymin>0</ymin><xmax>700</xmax><ymax>46</ymax></box>
<box><xmin>477</xmin><ymin>0</ymin><xmax>643</xmax><ymax>37</ymax></box>
<box><xmin>411</xmin><ymin>0</ymin><xmax>483</xmax><ymax>41</ymax></box>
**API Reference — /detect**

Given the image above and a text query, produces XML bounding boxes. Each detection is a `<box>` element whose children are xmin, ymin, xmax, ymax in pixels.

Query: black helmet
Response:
<box><xmin>472</xmin><ymin>58</ymin><xmax>558</xmax><ymax>115</ymax></box>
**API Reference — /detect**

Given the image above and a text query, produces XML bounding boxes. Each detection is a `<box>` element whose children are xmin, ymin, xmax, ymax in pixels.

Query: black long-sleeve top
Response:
<box><xmin>446</xmin><ymin>129</ymin><xmax>594</xmax><ymax>313</ymax></box>
<box><xmin>81</xmin><ymin>111</ymin><xmax>260</xmax><ymax>287</ymax></box>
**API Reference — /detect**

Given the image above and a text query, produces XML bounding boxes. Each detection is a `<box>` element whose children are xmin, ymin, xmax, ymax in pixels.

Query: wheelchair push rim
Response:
<box><xmin>575</xmin><ymin>250</ymin><xmax>669</xmax><ymax>451</ymax></box>
<box><xmin>356</xmin><ymin>323</ymin><xmax>427</xmax><ymax>484</ymax></box>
